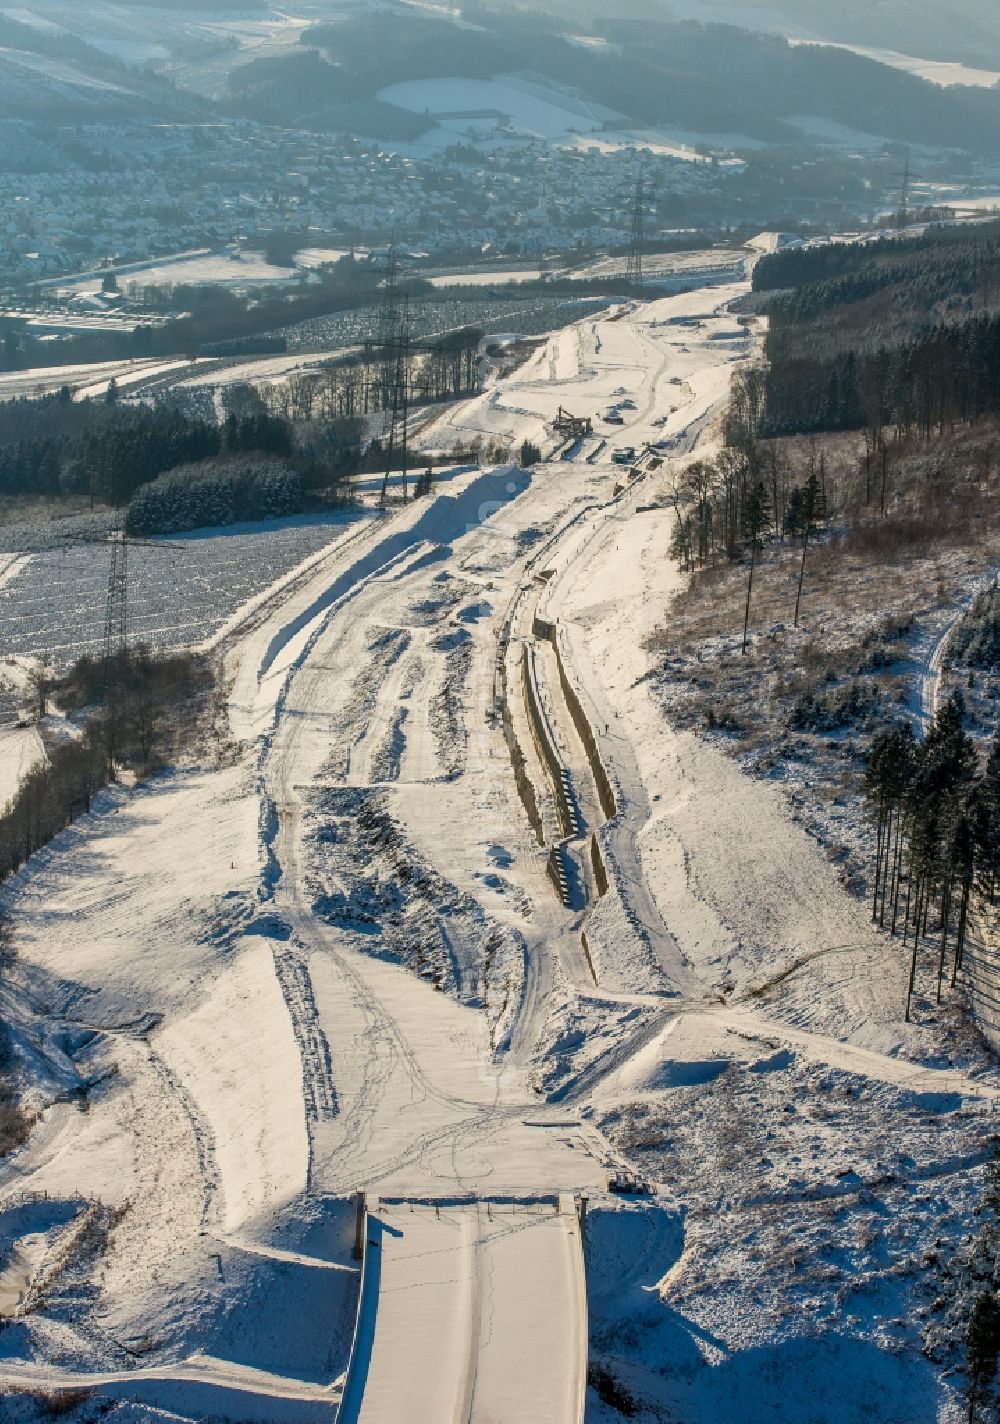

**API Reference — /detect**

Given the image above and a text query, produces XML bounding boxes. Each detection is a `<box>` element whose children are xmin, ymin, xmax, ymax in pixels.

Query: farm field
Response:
<box><xmin>0</xmin><ymin>359</ymin><xmax>207</xmax><ymax>404</ymax></box>
<box><xmin>271</xmin><ymin>290</ymin><xmax>613</xmax><ymax>353</ymax></box>
<box><xmin>378</xmin><ymin>72</ymin><xmax>620</xmax><ymax>141</ymax></box>
<box><xmin>0</xmin><ymin>3</ymin><xmax>312</xmax><ymax>92</ymax></box>
<box><xmin>53</xmin><ymin>247</ymin><xmax>353</xmax><ymax>299</ymax></box>
<box><xmin>0</xmin><ymin>510</ymin><xmax>370</xmax><ymax>668</ymax></box>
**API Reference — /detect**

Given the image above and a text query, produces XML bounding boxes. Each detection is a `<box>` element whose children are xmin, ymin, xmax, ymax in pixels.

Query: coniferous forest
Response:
<box><xmin>752</xmin><ymin>225</ymin><xmax>1000</xmax><ymax>438</ymax></box>
<box><xmin>865</xmin><ymin>701</ymin><xmax>999</xmax><ymax>1021</ymax></box>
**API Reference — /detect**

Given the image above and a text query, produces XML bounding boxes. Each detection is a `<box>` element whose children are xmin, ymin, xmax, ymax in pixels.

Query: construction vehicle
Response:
<box><xmin>552</xmin><ymin>407</ymin><xmax>593</xmax><ymax>437</ymax></box>
<box><xmin>608</xmin><ymin>1170</ymin><xmax>649</xmax><ymax>1196</ymax></box>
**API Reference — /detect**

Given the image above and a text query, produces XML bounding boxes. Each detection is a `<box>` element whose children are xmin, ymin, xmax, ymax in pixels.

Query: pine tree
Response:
<box><xmin>946</xmin><ymin>797</ymin><xmax>978</xmax><ymax>988</ymax></box>
<box><xmin>793</xmin><ymin>459</ymin><xmax>821</xmax><ymax>629</ymax></box>
<box><xmin>902</xmin><ymin>693</ymin><xmax>977</xmax><ymax>1017</ymax></box>
<box><xmin>966</xmin><ymin>1291</ymin><xmax>1000</xmax><ymax>1424</ymax></box>
<box><xmin>864</xmin><ymin>722</ymin><xmax>915</xmax><ymax>927</ymax></box>
<box><xmin>741</xmin><ymin>480</ymin><xmax>769</xmax><ymax>655</ymax></box>
<box><xmin>976</xmin><ymin>728</ymin><xmax>1000</xmax><ymax>904</ymax></box>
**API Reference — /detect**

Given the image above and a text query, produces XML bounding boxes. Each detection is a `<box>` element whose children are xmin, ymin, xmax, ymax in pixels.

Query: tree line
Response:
<box><xmin>0</xmin><ymin>728</ymin><xmax>109</xmax><ymax>881</ymax></box>
<box><xmin>126</xmin><ymin>459</ymin><xmax>305</xmax><ymax>536</ymax></box>
<box><xmin>0</xmin><ymin>648</ymin><xmax>210</xmax><ymax>883</ymax></box>
<box><xmin>757</xmin><ymin>314</ymin><xmax>1000</xmax><ymax>439</ymax></box>
<box><xmin>0</xmin><ymin>345</ymin><xmax>483</xmax><ymax>525</ymax></box>
<box><xmin>864</xmin><ymin>698</ymin><xmax>1000</xmax><ymax>1022</ymax></box>
<box><xmin>667</xmin><ymin>424</ymin><xmax>831</xmax><ymax>654</ymax></box>
<box><xmin>668</xmin><ymin>421</ymin><xmax>827</xmax><ymax>568</ymax></box>
<box><xmin>0</xmin><ymin>392</ymin><xmax>218</xmax><ymax>502</ymax></box>
<box><xmin>0</xmin><ymin>389</ymin><xmax>299</xmax><ymax>506</ymax></box>
<box><xmin>753</xmin><ymin>225</ymin><xmax>1000</xmax><ymax>305</ymax></box>
<box><xmin>313</xmin><ymin>328</ymin><xmax>486</xmax><ymax>421</ymax></box>
<box><xmin>748</xmin><ymin>227</ymin><xmax>1000</xmax><ymax>441</ymax></box>
<box><xmin>184</xmin><ymin>334</ymin><xmax>486</xmax><ymax>438</ymax></box>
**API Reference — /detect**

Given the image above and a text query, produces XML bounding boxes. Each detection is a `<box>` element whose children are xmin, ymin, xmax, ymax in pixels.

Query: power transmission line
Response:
<box><xmin>892</xmin><ymin>159</ymin><xmax>923</xmax><ymax>229</ymax></box>
<box><xmin>627</xmin><ymin>167</ymin><xmax>646</xmax><ymax>288</ymax></box>
<box><xmin>380</xmin><ymin>295</ymin><xmax>412</xmax><ymax>505</ymax></box>
<box><xmin>103</xmin><ymin>508</ymin><xmax>128</xmax><ymax>676</ymax></box>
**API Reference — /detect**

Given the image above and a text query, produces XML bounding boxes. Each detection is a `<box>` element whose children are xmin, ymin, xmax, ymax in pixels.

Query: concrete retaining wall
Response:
<box><xmin>532</xmin><ymin>616</ymin><xmax>617</xmax><ymax>822</ymax></box>
<box><xmin>579</xmin><ymin>929</ymin><xmax>598</xmax><ymax>984</ymax></box>
<box><xmin>547</xmin><ymin>842</ymin><xmax>572</xmax><ymax>908</ymax></box>
<box><xmin>590</xmin><ymin>834</ymin><xmax>609</xmax><ymax>899</ymax></box>
<box><xmin>521</xmin><ymin>645</ymin><xmax>579</xmax><ymax>841</ymax></box>
<box><xmin>338</xmin><ymin>1197</ymin><xmax>379</xmax><ymax>1424</ymax></box>
<box><xmin>500</xmin><ymin>695</ymin><xmax>545</xmax><ymax>847</ymax></box>
<box><xmin>533</xmin><ymin>612</ymin><xmax>557</xmax><ymax>643</ymax></box>
<box><xmin>495</xmin><ymin>609</ymin><xmax>546</xmax><ymax>848</ymax></box>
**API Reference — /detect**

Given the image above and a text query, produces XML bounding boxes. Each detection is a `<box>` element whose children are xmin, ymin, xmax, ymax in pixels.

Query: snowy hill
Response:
<box><xmin>583</xmin><ymin>0</ymin><xmax>1000</xmax><ymax>70</ymax></box>
<box><xmin>0</xmin><ymin>12</ymin><xmax>205</xmax><ymax>119</ymax></box>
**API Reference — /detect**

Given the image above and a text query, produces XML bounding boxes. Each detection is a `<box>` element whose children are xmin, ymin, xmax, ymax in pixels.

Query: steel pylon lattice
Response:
<box><xmin>626</xmin><ymin>168</ymin><xmax>646</xmax><ymax>288</ymax></box>
<box><xmin>102</xmin><ymin>509</ymin><xmax>131</xmax><ymax>755</ymax></box>
<box><xmin>103</xmin><ymin>509</ymin><xmax>129</xmax><ymax>672</ymax></box>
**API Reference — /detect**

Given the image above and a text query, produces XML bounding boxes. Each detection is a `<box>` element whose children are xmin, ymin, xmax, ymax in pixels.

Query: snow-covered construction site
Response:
<box><xmin>0</xmin><ymin>278</ymin><xmax>997</xmax><ymax>1424</ymax></box>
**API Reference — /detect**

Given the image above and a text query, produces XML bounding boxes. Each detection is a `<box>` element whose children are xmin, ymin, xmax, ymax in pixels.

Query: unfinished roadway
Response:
<box><xmin>237</xmin><ymin>296</ymin><xmax>751</xmax><ymax>1419</ymax></box>
<box><xmin>339</xmin><ymin>1198</ymin><xmax>587</xmax><ymax>1424</ymax></box>
<box><xmin>0</xmin><ymin>281</ymin><xmax>774</xmax><ymax>1421</ymax></box>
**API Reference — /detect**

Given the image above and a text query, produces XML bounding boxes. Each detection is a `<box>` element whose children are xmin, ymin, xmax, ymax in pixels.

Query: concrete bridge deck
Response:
<box><xmin>340</xmin><ymin>1196</ymin><xmax>587</xmax><ymax>1424</ymax></box>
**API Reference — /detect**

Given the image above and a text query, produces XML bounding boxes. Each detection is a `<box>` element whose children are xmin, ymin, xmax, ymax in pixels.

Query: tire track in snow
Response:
<box><xmin>146</xmin><ymin>1046</ymin><xmax>222</xmax><ymax>1233</ymax></box>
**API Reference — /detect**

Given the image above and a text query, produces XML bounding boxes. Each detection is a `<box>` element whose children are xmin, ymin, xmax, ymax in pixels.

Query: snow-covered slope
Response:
<box><xmin>0</xmin><ymin>270</ymin><xmax>996</xmax><ymax>1423</ymax></box>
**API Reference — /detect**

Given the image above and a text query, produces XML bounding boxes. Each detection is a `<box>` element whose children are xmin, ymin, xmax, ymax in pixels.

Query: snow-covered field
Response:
<box><xmin>54</xmin><ymin>247</ymin><xmax>349</xmax><ymax>299</ymax></box>
<box><xmin>0</xmin><ymin>3</ymin><xmax>313</xmax><ymax>94</ymax></box>
<box><xmin>914</xmin><ymin>190</ymin><xmax>1000</xmax><ymax>218</ymax></box>
<box><xmin>0</xmin><ymin>358</ymin><xmax>206</xmax><ymax>404</ymax></box>
<box><xmin>0</xmin><ymin>511</ymin><xmax>373</xmax><ymax>667</ymax></box>
<box><xmin>0</xmin><ymin>352</ymin><xmax>358</xmax><ymax>407</ymax></box>
<box><xmin>558</xmin><ymin>126</ymin><xmax>759</xmax><ymax>160</ymax></box>
<box><xmin>427</xmin><ymin>267</ymin><xmax>546</xmax><ymax>288</ymax></box>
<box><xmin>790</xmin><ymin>37</ymin><xmax>1000</xmax><ymax>89</ymax></box>
<box><xmin>571</xmin><ymin>248</ymin><xmax>750</xmax><ymax>284</ymax></box>
<box><xmin>0</xmin><ymin>277</ymin><xmax>995</xmax><ymax>1423</ymax></box>
<box><xmin>378</xmin><ymin>71</ymin><xmax>621</xmax><ymax>143</ymax></box>
<box><xmin>0</xmin><ymin>42</ymin><xmax>132</xmax><ymax>93</ymax></box>
<box><xmin>172</xmin><ymin>353</ymin><xmax>334</xmax><ymax>390</ymax></box>
<box><xmin>379</xmin><ymin>72</ymin><xmax>763</xmax><ymax>163</ymax></box>
<box><xmin>101</xmin><ymin>252</ymin><xmax>306</xmax><ymax>290</ymax></box>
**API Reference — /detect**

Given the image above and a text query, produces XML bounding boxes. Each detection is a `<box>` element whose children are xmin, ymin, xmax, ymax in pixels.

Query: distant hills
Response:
<box><xmin>541</xmin><ymin>0</ymin><xmax>1000</xmax><ymax>71</ymax></box>
<box><xmin>0</xmin><ymin>12</ymin><xmax>205</xmax><ymax>122</ymax></box>
<box><xmin>224</xmin><ymin>4</ymin><xmax>1000</xmax><ymax>156</ymax></box>
<box><xmin>1</xmin><ymin>2</ymin><xmax>998</xmax><ymax>158</ymax></box>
